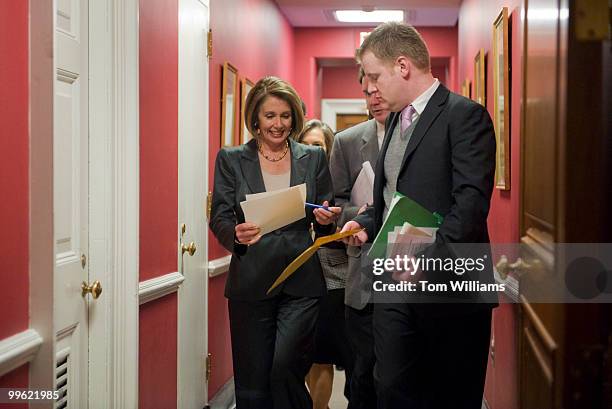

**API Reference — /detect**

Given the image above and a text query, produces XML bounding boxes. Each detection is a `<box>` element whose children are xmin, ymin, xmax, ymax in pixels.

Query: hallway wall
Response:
<box><xmin>458</xmin><ymin>1</ymin><xmax>523</xmax><ymax>408</ymax></box>
<box><xmin>207</xmin><ymin>0</ymin><xmax>295</xmax><ymax>397</ymax></box>
<box><xmin>0</xmin><ymin>0</ymin><xmax>30</xmax><ymax>398</ymax></box>
<box><xmin>139</xmin><ymin>0</ymin><xmax>179</xmax><ymax>407</ymax></box>
<box><xmin>293</xmin><ymin>26</ymin><xmax>459</xmax><ymax>120</ymax></box>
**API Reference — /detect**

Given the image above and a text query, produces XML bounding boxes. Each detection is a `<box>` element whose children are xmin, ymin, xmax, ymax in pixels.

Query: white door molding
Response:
<box><xmin>88</xmin><ymin>0</ymin><xmax>139</xmax><ymax>407</ymax></box>
<box><xmin>29</xmin><ymin>0</ymin><xmax>56</xmax><ymax>399</ymax></box>
<box><xmin>321</xmin><ymin>98</ymin><xmax>368</xmax><ymax>132</ymax></box>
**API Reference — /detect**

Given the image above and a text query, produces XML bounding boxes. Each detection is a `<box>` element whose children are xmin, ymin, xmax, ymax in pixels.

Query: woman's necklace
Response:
<box><xmin>258</xmin><ymin>140</ymin><xmax>289</xmax><ymax>162</ymax></box>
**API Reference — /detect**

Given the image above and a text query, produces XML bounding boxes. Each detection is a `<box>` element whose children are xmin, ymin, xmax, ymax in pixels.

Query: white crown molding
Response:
<box><xmin>139</xmin><ymin>272</ymin><xmax>185</xmax><ymax>305</ymax></box>
<box><xmin>0</xmin><ymin>329</ymin><xmax>43</xmax><ymax>377</ymax></box>
<box><xmin>208</xmin><ymin>255</ymin><xmax>231</xmax><ymax>278</ymax></box>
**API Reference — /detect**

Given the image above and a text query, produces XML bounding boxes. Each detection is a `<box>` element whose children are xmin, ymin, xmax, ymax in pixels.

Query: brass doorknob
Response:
<box><xmin>496</xmin><ymin>255</ymin><xmax>510</xmax><ymax>279</ymax></box>
<box><xmin>509</xmin><ymin>257</ymin><xmax>531</xmax><ymax>271</ymax></box>
<box><xmin>82</xmin><ymin>280</ymin><xmax>102</xmax><ymax>299</ymax></box>
<box><xmin>182</xmin><ymin>242</ymin><xmax>197</xmax><ymax>256</ymax></box>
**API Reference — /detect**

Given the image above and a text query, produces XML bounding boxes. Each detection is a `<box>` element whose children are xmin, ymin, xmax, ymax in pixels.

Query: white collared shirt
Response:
<box><xmin>407</xmin><ymin>78</ymin><xmax>440</xmax><ymax>121</ymax></box>
<box><xmin>376</xmin><ymin>121</ymin><xmax>385</xmax><ymax>148</ymax></box>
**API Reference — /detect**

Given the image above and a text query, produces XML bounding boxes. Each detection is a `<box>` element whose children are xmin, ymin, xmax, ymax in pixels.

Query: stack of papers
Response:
<box><xmin>240</xmin><ymin>184</ymin><xmax>307</xmax><ymax>236</ymax></box>
<box><xmin>386</xmin><ymin>222</ymin><xmax>437</xmax><ymax>259</ymax></box>
<box><xmin>350</xmin><ymin>161</ymin><xmax>375</xmax><ymax>207</ymax></box>
<box><xmin>368</xmin><ymin>192</ymin><xmax>443</xmax><ymax>259</ymax></box>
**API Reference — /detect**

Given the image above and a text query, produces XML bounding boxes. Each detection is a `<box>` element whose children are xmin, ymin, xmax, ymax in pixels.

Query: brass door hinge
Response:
<box><xmin>206</xmin><ymin>191</ymin><xmax>212</xmax><ymax>220</ymax></box>
<box><xmin>207</xmin><ymin>29</ymin><xmax>212</xmax><ymax>59</ymax></box>
<box><xmin>205</xmin><ymin>353</ymin><xmax>212</xmax><ymax>382</ymax></box>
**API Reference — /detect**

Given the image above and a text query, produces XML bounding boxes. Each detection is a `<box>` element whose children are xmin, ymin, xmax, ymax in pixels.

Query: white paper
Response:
<box><xmin>240</xmin><ymin>184</ymin><xmax>307</xmax><ymax>235</ymax></box>
<box><xmin>386</xmin><ymin>222</ymin><xmax>437</xmax><ymax>259</ymax></box>
<box><xmin>350</xmin><ymin>161</ymin><xmax>375</xmax><ymax>207</ymax></box>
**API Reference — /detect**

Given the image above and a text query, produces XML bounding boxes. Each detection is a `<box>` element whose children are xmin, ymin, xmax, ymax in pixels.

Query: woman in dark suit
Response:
<box><xmin>209</xmin><ymin>76</ymin><xmax>340</xmax><ymax>409</ymax></box>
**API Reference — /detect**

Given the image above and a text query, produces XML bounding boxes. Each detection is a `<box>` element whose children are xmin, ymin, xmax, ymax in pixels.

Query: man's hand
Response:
<box><xmin>313</xmin><ymin>200</ymin><xmax>341</xmax><ymax>225</ymax></box>
<box><xmin>340</xmin><ymin>221</ymin><xmax>368</xmax><ymax>246</ymax></box>
<box><xmin>390</xmin><ymin>256</ymin><xmax>422</xmax><ymax>283</ymax></box>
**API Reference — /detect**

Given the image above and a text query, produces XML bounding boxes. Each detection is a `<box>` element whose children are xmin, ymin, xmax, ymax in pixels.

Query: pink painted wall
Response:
<box><xmin>138</xmin><ymin>0</ymin><xmax>179</xmax><ymax>407</ymax></box>
<box><xmin>207</xmin><ymin>0</ymin><xmax>295</xmax><ymax>397</ymax></box>
<box><xmin>458</xmin><ymin>2</ymin><xmax>523</xmax><ymax>409</ymax></box>
<box><xmin>321</xmin><ymin>66</ymin><xmax>362</xmax><ymax>100</ymax></box>
<box><xmin>139</xmin><ymin>294</ymin><xmax>178</xmax><ymax>409</ymax></box>
<box><xmin>0</xmin><ymin>1</ymin><xmax>29</xmax><ymax>396</ymax></box>
<box><xmin>139</xmin><ymin>0</ymin><xmax>179</xmax><ymax>282</ymax></box>
<box><xmin>0</xmin><ymin>365</ymin><xmax>28</xmax><ymax>409</ymax></box>
<box><xmin>293</xmin><ymin>26</ymin><xmax>458</xmax><ymax>119</ymax></box>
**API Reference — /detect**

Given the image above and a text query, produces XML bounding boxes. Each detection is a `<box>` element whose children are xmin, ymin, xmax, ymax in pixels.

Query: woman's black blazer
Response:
<box><xmin>210</xmin><ymin>138</ymin><xmax>334</xmax><ymax>301</ymax></box>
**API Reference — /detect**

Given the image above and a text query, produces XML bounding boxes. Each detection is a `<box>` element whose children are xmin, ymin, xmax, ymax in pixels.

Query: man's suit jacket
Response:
<box><xmin>354</xmin><ymin>84</ymin><xmax>497</xmax><ymax>314</ymax></box>
<box><xmin>329</xmin><ymin>119</ymin><xmax>380</xmax><ymax>309</ymax></box>
<box><xmin>210</xmin><ymin>138</ymin><xmax>333</xmax><ymax>301</ymax></box>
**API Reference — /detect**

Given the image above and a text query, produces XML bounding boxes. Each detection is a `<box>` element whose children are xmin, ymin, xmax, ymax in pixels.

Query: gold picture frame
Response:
<box><xmin>240</xmin><ymin>78</ymin><xmax>255</xmax><ymax>144</ymax></box>
<box><xmin>461</xmin><ymin>78</ymin><xmax>471</xmax><ymax>98</ymax></box>
<box><xmin>221</xmin><ymin>62</ymin><xmax>238</xmax><ymax>147</ymax></box>
<box><xmin>473</xmin><ymin>49</ymin><xmax>486</xmax><ymax>106</ymax></box>
<box><xmin>493</xmin><ymin>8</ymin><xmax>510</xmax><ymax>190</ymax></box>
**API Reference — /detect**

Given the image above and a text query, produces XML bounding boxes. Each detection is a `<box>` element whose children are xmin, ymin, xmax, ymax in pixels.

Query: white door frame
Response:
<box><xmin>321</xmin><ymin>98</ymin><xmax>368</xmax><ymax>132</ymax></box>
<box><xmin>88</xmin><ymin>0</ymin><xmax>139</xmax><ymax>407</ymax></box>
<box><xmin>178</xmin><ymin>0</ymin><xmax>210</xmax><ymax>406</ymax></box>
<box><xmin>27</xmin><ymin>1</ymin><xmax>139</xmax><ymax>406</ymax></box>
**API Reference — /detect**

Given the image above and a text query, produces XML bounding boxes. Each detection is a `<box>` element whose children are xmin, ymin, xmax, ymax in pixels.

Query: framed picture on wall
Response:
<box><xmin>493</xmin><ymin>7</ymin><xmax>510</xmax><ymax>190</ymax></box>
<box><xmin>473</xmin><ymin>49</ymin><xmax>486</xmax><ymax>106</ymax></box>
<box><xmin>461</xmin><ymin>78</ymin><xmax>471</xmax><ymax>98</ymax></box>
<box><xmin>221</xmin><ymin>62</ymin><xmax>238</xmax><ymax>147</ymax></box>
<box><xmin>240</xmin><ymin>78</ymin><xmax>255</xmax><ymax>144</ymax></box>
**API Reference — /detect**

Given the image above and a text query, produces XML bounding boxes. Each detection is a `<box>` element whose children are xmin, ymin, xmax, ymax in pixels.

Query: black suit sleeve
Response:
<box><xmin>431</xmin><ymin>101</ymin><xmax>496</xmax><ymax>248</ymax></box>
<box><xmin>209</xmin><ymin>149</ymin><xmax>248</xmax><ymax>256</ymax></box>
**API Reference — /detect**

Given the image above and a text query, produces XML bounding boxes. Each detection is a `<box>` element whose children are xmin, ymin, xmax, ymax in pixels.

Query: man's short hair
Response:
<box><xmin>357</xmin><ymin>22</ymin><xmax>430</xmax><ymax>71</ymax></box>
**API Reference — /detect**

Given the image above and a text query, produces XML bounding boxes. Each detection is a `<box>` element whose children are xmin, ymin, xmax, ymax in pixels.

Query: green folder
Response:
<box><xmin>367</xmin><ymin>192</ymin><xmax>443</xmax><ymax>259</ymax></box>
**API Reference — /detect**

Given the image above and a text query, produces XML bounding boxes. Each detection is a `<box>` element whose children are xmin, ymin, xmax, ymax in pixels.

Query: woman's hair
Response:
<box><xmin>244</xmin><ymin>76</ymin><xmax>304</xmax><ymax>141</ymax></box>
<box><xmin>296</xmin><ymin>119</ymin><xmax>335</xmax><ymax>160</ymax></box>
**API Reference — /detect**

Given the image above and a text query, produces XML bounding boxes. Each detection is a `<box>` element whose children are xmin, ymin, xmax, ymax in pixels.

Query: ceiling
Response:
<box><xmin>274</xmin><ymin>0</ymin><xmax>461</xmax><ymax>27</ymax></box>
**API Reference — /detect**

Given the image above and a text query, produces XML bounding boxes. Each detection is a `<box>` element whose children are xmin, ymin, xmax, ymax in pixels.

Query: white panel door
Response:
<box><xmin>54</xmin><ymin>0</ymin><xmax>90</xmax><ymax>407</ymax></box>
<box><xmin>178</xmin><ymin>0</ymin><xmax>210</xmax><ymax>407</ymax></box>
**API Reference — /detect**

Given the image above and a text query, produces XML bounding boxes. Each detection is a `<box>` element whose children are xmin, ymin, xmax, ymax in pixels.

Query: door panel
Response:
<box><xmin>178</xmin><ymin>0</ymin><xmax>209</xmax><ymax>406</ymax></box>
<box><xmin>54</xmin><ymin>0</ymin><xmax>89</xmax><ymax>407</ymax></box>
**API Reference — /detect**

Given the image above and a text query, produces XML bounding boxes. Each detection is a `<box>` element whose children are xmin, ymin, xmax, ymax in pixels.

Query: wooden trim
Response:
<box><xmin>139</xmin><ymin>272</ymin><xmax>185</xmax><ymax>305</ymax></box>
<box><xmin>320</xmin><ymin>98</ymin><xmax>368</xmax><ymax>132</ymax></box>
<box><xmin>0</xmin><ymin>330</ymin><xmax>43</xmax><ymax>377</ymax></box>
<box><xmin>520</xmin><ymin>295</ymin><xmax>557</xmax><ymax>352</ymax></box>
<box><xmin>208</xmin><ymin>255</ymin><xmax>231</xmax><ymax>277</ymax></box>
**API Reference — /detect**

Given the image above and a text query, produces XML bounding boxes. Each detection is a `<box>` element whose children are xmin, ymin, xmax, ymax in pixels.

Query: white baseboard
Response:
<box><xmin>139</xmin><ymin>271</ymin><xmax>184</xmax><ymax>305</ymax></box>
<box><xmin>208</xmin><ymin>377</ymin><xmax>236</xmax><ymax>409</ymax></box>
<box><xmin>208</xmin><ymin>255</ymin><xmax>231</xmax><ymax>278</ymax></box>
<box><xmin>0</xmin><ymin>329</ymin><xmax>43</xmax><ymax>376</ymax></box>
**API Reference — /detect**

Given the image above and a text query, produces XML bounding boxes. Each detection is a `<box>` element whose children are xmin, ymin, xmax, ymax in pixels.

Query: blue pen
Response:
<box><xmin>305</xmin><ymin>202</ymin><xmax>329</xmax><ymax>210</ymax></box>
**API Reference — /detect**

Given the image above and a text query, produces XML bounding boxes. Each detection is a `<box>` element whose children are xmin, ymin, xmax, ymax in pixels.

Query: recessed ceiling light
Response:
<box><xmin>334</xmin><ymin>10</ymin><xmax>404</xmax><ymax>23</ymax></box>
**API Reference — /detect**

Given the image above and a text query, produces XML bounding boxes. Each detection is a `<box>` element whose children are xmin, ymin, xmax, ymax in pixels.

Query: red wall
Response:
<box><xmin>0</xmin><ymin>1</ymin><xmax>29</xmax><ymax>397</ymax></box>
<box><xmin>139</xmin><ymin>0</ymin><xmax>179</xmax><ymax>407</ymax></box>
<box><xmin>139</xmin><ymin>294</ymin><xmax>178</xmax><ymax>409</ymax></box>
<box><xmin>293</xmin><ymin>26</ymin><xmax>459</xmax><ymax>119</ymax></box>
<box><xmin>321</xmin><ymin>66</ymin><xmax>362</xmax><ymax>100</ymax></box>
<box><xmin>207</xmin><ymin>0</ymin><xmax>295</xmax><ymax>397</ymax></box>
<box><xmin>458</xmin><ymin>2</ymin><xmax>523</xmax><ymax>409</ymax></box>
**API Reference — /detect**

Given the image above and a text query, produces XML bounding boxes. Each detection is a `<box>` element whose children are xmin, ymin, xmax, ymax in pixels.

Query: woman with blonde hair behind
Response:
<box><xmin>298</xmin><ymin>119</ymin><xmax>354</xmax><ymax>409</ymax></box>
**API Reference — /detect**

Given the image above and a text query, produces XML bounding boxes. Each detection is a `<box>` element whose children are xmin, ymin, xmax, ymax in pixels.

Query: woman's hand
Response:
<box><xmin>235</xmin><ymin>222</ymin><xmax>262</xmax><ymax>246</ymax></box>
<box><xmin>340</xmin><ymin>221</ymin><xmax>368</xmax><ymax>246</ymax></box>
<box><xmin>313</xmin><ymin>201</ymin><xmax>341</xmax><ymax>225</ymax></box>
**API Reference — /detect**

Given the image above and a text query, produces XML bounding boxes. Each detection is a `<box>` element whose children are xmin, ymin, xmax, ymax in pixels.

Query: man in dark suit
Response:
<box><xmin>341</xmin><ymin>22</ymin><xmax>497</xmax><ymax>409</ymax></box>
<box><xmin>330</xmin><ymin>69</ymin><xmax>389</xmax><ymax>409</ymax></box>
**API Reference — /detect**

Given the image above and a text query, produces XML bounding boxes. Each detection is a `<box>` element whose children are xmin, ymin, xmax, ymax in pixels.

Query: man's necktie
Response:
<box><xmin>400</xmin><ymin>104</ymin><xmax>416</xmax><ymax>134</ymax></box>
